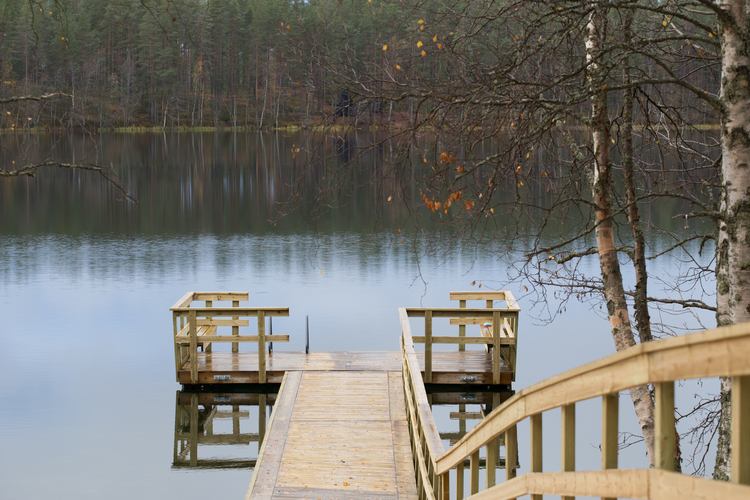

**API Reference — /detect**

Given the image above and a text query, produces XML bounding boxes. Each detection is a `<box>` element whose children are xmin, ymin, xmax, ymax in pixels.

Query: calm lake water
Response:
<box><xmin>0</xmin><ymin>131</ymin><xmax>717</xmax><ymax>498</ymax></box>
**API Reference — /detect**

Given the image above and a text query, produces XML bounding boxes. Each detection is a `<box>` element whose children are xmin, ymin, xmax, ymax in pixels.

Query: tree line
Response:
<box><xmin>0</xmin><ymin>0</ymin><xmax>723</xmax><ymax>129</ymax></box>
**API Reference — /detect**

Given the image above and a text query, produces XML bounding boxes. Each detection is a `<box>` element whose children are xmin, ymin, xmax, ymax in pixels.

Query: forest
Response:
<box><xmin>0</xmin><ymin>0</ymin><xmax>722</xmax><ymax>129</ymax></box>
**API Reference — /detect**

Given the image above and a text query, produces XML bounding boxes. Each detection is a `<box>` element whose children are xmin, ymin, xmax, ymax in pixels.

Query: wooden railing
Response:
<box><xmin>423</xmin><ymin>322</ymin><xmax>750</xmax><ymax>500</ymax></box>
<box><xmin>450</xmin><ymin>291</ymin><xmax>519</xmax><ymax>380</ymax></box>
<box><xmin>401</xmin><ymin>307</ymin><xmax>447</xmax><ymax>500</ymax></box>
<box><xmin>404</xmin><ymin>304</ymin><xmax>520</xmax><ymax>384</ymax></box>
<box><xmin>170</xmin><ymin>292</ymin><xmax>290</xmax><ymax>384</ymax></box>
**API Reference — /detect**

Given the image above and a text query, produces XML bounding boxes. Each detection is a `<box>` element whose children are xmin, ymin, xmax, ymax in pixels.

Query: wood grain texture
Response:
<box><xmin>246</xmin><ymin>371</ymin><xmax>417</xmax><ymax>500</ymax></box>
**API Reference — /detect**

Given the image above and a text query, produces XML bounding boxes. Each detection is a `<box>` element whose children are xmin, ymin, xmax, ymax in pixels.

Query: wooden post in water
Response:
<box><xmin>258</xmin><ymin>312</ymin><xmax>266</xmax><ymax>383</ymax></box>
<box><xmin>259</xmin><ymin>393</ymin><xmax>267</xmax><ymax>443</ymax></box>
<box><xmin>189</xmin><ymin>393</ymin><xmax>199</xmax><ymax>467</ymax></box>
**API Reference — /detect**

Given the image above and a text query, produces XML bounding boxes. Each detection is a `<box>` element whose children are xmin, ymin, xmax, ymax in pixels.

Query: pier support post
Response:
<box><xmin>561</xmin><ymin>403</ymin><xmax>576</xmax><ymax>500</ymax></box>
<box><xmin>733</xmin><ymin>375</ymin><xmax>750</xmax><ymax>485</ymax></box>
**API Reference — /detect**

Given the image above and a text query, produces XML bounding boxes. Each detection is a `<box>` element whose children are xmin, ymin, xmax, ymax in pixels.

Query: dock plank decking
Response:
<box><xmin>246</xmin><ymin>371</ymin><xmax>418</xmax><ymax>500</ymax></box>
<box><xmin>179</xmin><ymin>350</ymin><xmax>511</xmax><ymax>385</ymax></box>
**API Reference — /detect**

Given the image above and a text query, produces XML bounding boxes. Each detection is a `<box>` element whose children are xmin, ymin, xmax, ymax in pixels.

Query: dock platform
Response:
<box><xmin>178</xmin><ymin>350</ymin><xmax>512</xmax><ymax>385</ymax></box>
<box><xmin>247</xmin><ymin>371</ymin><xmax>416</xmax><ymax>499</ymax></box>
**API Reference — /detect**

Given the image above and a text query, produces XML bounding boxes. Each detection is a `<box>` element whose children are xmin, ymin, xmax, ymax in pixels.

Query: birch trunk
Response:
<box><xmin>587</xmin><ymin>6</ymin><xmax>656</xmax><ymax>466</ymax></box>
<box><xmin>714</xmin><ymin>0</ymin><xmax>750</xmax><ymax>481</ymax></box>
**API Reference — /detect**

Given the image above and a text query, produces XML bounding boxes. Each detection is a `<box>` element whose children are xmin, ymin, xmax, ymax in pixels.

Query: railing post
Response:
<box><xmin>440</xmin><ymin>471</ymin><xmax>450</xmax><ymax>500</ymax></box>
<box><xmin>602</xmin><ymin>393</ymin><xmax>618</xmax><ymax>500</ymax></box>
<box><xmin>506</xmin><ymin>423</ymin><xmax>517</xmax><ymax>498</ymax></box>
<box><xmin>470</xmin><ymin>450</ymin><xmax>479</xmax><ymax>495</ymax></box>
<box><xmin>232</xmin><ymin>300</ymin><xmax>239</xmax><ymax>353</ymax></box>
<box><xmin>425</xmin><ymin>310</ymin><xmax>433</xmax><ymax>383</ymax></box>
<box><xmin>189</xmin><ymin>310</ymin><xmax>198</xmax><ymax>384</ymax></box>
<box><xmin>459</xmin><ymin>299</ymin><xmax>466</xmax><ymax>352</ymax></box>
<box><xmin>492</xmin><ymin>310</ymin><xmax>501</xmax><ymax>384</ymax></box>
<box><xmin>732</xmin><ymin>375</ymin><xmax>749</xmax><ymax>485</ymax></box>
<box><xmin>561</xmin><ymin>403</ymin><xmax>576</xmax><ymax>500</ymax></box>
<box><xmin>204</xmin><ymin>300</ymin><xmax>212</xmax><ymax>353</ymax></box>
<box><xmin>530</xmin><ymin>413</ymin><xmax>543</xmax><ymax>500</ymax></box>
<box><xmin>456</xmin><ymin>455</ymin><xmax>464</xmax><ymax>500</ymax></box>
<box><xmin>655</xmin><ymin>382</ymin><xmax>675</xmax><ymax>471</ymax></box>
<box><xmin>258</xmin><ymin>311</ymin><xmax>266</xmax><ymax>383</ymax></box>
<box><xmin>173</xmin><ymin>312</ymin><xmax>181</xmax><ymax>382</ymax></box>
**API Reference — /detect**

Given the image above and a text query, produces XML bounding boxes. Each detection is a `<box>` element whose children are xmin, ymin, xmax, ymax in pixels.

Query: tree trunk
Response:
<box><xmin>587</xmin><ymin>5</ymin><xmax>656</xmax><ymax>467</ymax></box>
<box><xmin>714</xmin><ymin>0</ymin><xmax>750</xmax><ymax>481</ymax></box>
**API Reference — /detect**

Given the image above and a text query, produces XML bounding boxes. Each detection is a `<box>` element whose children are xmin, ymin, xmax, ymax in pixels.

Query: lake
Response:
<box><xmin>0</xmin><ymin>131</ymin><xmax>718</xmax><ymax>498</ymax></box>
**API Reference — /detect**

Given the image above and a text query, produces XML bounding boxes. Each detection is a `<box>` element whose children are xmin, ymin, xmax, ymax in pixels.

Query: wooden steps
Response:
<box><xmin>246</xmin><ymin>371</ymin><xmax>418</xmax><ymax>500</ymax></box>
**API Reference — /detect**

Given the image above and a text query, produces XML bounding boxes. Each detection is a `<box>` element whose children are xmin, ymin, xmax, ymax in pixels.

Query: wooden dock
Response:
<box><xmin>246</xmin><ymin>371</ymin><xmax>417</xmax><ymax>500</ymax></box>
<box><xmin>177</xmin><ymin>350</ymin><xmax>512</xmax><ymax>385</ymax></box>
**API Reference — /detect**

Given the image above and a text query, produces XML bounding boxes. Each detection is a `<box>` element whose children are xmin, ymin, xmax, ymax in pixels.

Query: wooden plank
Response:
<box><xmin>232</xmin><ymin>300</ymin><xmax>240</xmax><ymax>353</ymax></box>
<box><xmin>412</xmin><ymin>336</ymin><xmax>511</xmax><ymax>345</ymax></box>
<box><xmin>176</xmin><ymin>335</ymin><xmax>289</xmax><ymax>344</ymax></box>
<box><xmin>733</xmin><ymin>375</ymin><xmax>750</xmax><ymax>485</ymax></box>
<box><xmin>655</xmin><ymin>381</ymin><xmax>675</xmax><ymax>471</ymax></box>
<box><xmin>196</xmin><ymin>319</ymin><xmax>250</xmax><ymax>327</ymax></box>
<box><xmin>406</xmin><ymin>308</ymin><xmax>520</xmax><ymax>318</ymax></box>
<box><xmin>450</xmin><ymin>292</ymin><xmax>507</xmax><ymax>301</ymax></box>
<box><xmin>193</xmin><ymin>292</ymin><xmax>249</xmax><ymax>301</ymax></box>
<box><xmin>171</xmin><ymin>307</ymin><xmax>289</xmax><ymax>316</ymax></box>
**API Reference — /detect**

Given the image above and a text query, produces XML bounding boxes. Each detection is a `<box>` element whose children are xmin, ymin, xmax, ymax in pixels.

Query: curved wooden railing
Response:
<box><xmin>401</xmin><ymin>307</ymin><xmax>446</xmax><ymax>500</ymax></box>
<box><xmin>425</xmin><ymin>322</ymin><xmax>750</xmax><ymax>500</ymax></box>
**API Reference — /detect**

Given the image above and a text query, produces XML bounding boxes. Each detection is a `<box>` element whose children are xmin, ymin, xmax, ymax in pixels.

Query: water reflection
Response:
<box><xmin>173</xmin><ymin>389</ymin><xmax>277</xmax><ymax>470</ymax></box>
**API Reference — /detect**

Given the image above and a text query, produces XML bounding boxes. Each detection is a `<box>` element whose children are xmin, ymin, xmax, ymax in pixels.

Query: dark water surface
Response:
<box><xmin>0</xmin><ymin>132</ymin><xmax>716</xmax><ymax>498</ymax></box>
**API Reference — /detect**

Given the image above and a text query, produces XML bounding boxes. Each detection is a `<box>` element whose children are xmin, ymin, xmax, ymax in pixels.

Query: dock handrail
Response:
<box><xmin>404</xmin><ymin>307</ymin><xmax>519</xmax><ymax>384</ymax></box>
<box><xmin>170</xmin><ymin>292</ymin><xmax>290</xmax><ymax>384</ymax></box>
<box><xmin>429</xmin><ymin>322</ymin><xmax>750</xmax><ymax>500</ymax></box>
<box><xmin>400</xmin><ymin>307</ymin><xmax>446</xmax><ymax>500</ymax></box>
<box><xmin>450</xmin><ymin>291</ymin><xmax>519</xmax><ymax>380</ymax></box>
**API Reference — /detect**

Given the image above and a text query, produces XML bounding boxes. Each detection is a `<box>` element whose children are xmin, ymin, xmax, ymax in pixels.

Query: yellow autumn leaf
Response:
<box><xmin>383</xmin><ymin>44</ymin><xmax>388</xmax><ymax>50</ymax></box>
<box><xmin>662</xmin><ymin>20</ymin><xmax>667</xmax><ymax>26</ymax></box>
<box><xmin>418</xmin><ymin>19</ymin><xmax>424</xmax><ymax>24</ymax></box>
<box><xmin>437</xmin><ymin>43</ymin><xmax>442</xmax><ymax>49</ymax></box>
<box><xmin>396</xmin><ymin>64</ymin><xmax>401</xmax><ymax>69</ymax></box>
<box><xmin>417</xmin><ymin>41</ymin><xmax>423</xmax><ymax>47</ymax></box>
<box><xmin>433</xmin><ymin>35</ymin><xmax>437</xmax><ymax>42</ymax></box>
<box><xmin>387</xmin><ymin>196</ymin><xmax>392</xmax><ymax>201</ymax></box>
<box><xmin>421</xmin><ymin>50</ymin><xmax>426</xmax><ymax>56</ymax></box>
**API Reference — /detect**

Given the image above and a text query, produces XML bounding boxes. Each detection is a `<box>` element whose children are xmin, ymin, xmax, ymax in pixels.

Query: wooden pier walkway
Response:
<box><xmin>246</xmin><ymin>370</ymin><xmax>417</xmax><ymax>500</ymax></box>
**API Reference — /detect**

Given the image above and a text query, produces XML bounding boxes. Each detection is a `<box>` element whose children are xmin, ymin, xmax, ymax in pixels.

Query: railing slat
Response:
<box><xmin>257</xmin><ymin>312</ymin><xmax>266</xmax><ymax>384</ymax></box>
<box><xmin>655</xmin><ymin>381</ymin><xmax>675</xmax><ymax>471</ymax></box>
<box><xmin>530</xmin><ymin>413</ymin><xmax>543</xmax><ymax>500</ymax></box>
<box><xmin>470</xmin><ymin>450</ymin><xmax>479</xmax><ymax>495</ymax></box>
<box><xmin>561</xmin><ymin>404</ymin><xmax>575</xmax><ymax>500</ymax></box>
<box><xmin>733</xmin><ymin>375</ymin><xmax>750</xmax><ymax>485</ymax></box>
<box><xmin>425</xmin><ymin>310</ymin><xmax>433</xmax><ymax>384</ymax></box>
